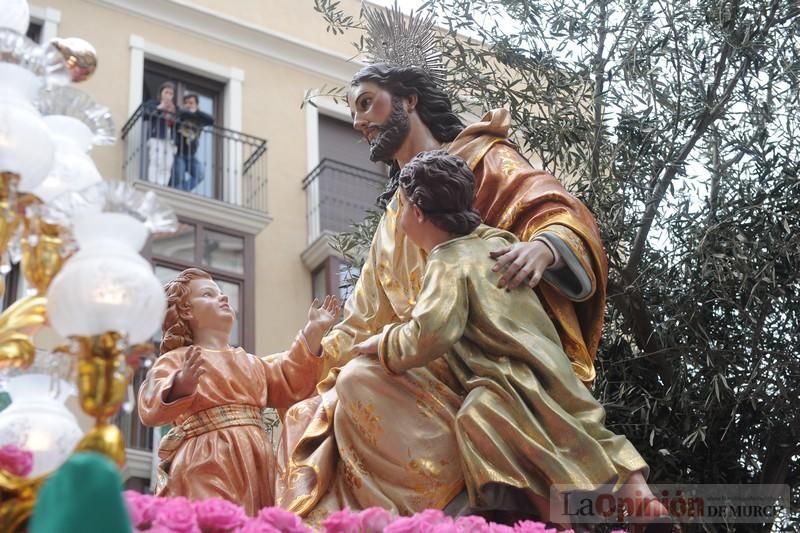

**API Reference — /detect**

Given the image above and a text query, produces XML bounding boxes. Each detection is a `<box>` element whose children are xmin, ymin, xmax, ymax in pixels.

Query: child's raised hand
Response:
<box><xmin>307</xmin><ymin>295</ymin><xmax>340</xmax><ymax>332</ymax></box>
<box><xmin>166</xmin><ymin>345</ymin><xmax>205</xmax><ymax>402</ymax></box>
<box><xmin>302</xmin><ymin>296</ymin><xmax>341</xmax><ymax>357</ymax></box>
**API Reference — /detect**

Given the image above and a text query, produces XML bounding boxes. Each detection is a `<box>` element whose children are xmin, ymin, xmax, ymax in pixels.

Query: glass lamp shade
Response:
<box><xmin>32</xmin><ymin>116</ymin><xmax>101</xmax><ymax>204</ymax></box>
<box><xmin>0</xmin><ymin>373</ymin><xmax>83</xmax><ymax>477</ymax></box>
<box><xmin>0</xmin><ymin>62</ymin><xmax>54</xmax><ymax>191</ymax></box>
<box><xmin>0</xmin><ymin>0</ymin><xmax>29</xmax><ymax>35</ymax></box>
<box><xmin>46</xmin><ymin>212</ymin><xmax>166</xmax><ymax>344</ymax></box>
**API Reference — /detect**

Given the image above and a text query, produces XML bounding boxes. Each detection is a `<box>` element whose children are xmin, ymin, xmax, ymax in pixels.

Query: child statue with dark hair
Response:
<box><xmin>353</xmin><ymin>151</ymin><xmax>672</xmax><ymax>532</ymax></box>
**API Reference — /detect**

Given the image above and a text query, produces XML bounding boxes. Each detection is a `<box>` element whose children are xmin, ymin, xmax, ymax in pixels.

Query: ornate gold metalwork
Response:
<box><xmin>20</xmin><ymin>199</ymin><xmax>67</xmax><ymax>296</ymax></box>
<box><xmin>68</xmin><ymin>332</ymin><xmax>151</xmax><ymax>467</ymax></box>
<box><xmin>0</xmin><ymin>173</ymin><xmax>22</xmax><ymax>301</ymax></box>
<box><xmin>0</xmin><ymin>295</ymin><xmax>47</xmax><ymax>370</ymax></box>
<box><xmin>0</xmin><ymin>470</ymin><xmax>46</xmax><ymax>532</ymax></box>
<box><xmin>73</xmin><ymin>424</ymin><xmax>126</xmax><ymax>467</ymax></box>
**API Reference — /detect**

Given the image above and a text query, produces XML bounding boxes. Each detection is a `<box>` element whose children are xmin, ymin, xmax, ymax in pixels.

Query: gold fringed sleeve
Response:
<box><xmin>321</xmin><ymin>221</ymin><xmax>397</xmax><ymax>373</ymax></box>
<box><xmin>379</xmin><ymin>258</ymin><xmax>469</xmax><ymax>374</ymax></box>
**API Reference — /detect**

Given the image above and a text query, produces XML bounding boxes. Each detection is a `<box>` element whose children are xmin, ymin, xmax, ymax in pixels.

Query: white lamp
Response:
<box><xmin>33</xmin><ymin>86</ymin><xmax>115</xmax><ymax>204</ymax></box>
<box><xmin>0</xmin><ymin>351</ymin><xmax>83</xmax><ymax>477</ymax></box>
<box><xmin>45</xmin><ymin>182</ymin><xmax>176</xmax><ymax>343</ymax></box>
<box><xmin>46</xmin><ymin>211</ymin><xmax>166</xmax><ymax>344</ymax></box>
<box><xmin>0</xmin><ymin>0</ymin><xmax>30</xmax><ymax>35</ymax></box>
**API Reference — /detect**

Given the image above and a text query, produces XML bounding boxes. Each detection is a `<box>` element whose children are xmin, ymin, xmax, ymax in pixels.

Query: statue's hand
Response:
<box><xmin>306</xmin><ymin>295</ymin><xmax>341</xmax><ymax>333</ymax></box>
<box><xmin>166</xmin><ymin>345</ymin><xmax>205</xmax><ymax>402</ymax></box>
<box><xmin>489</xmin><ymin>240</ymin><xmax>555</xmax><ymax>290</ymax></box>
<box><xmin>353</xmin><ymin>332</ymin><xmax>382</xmax><ymax>356</ymax></box>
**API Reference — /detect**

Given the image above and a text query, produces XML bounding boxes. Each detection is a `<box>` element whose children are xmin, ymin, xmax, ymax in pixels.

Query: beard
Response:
<box><xmin>368</xmin><ymin>96</ymin><xmax>410</xmax><ymax>163</ymax></box>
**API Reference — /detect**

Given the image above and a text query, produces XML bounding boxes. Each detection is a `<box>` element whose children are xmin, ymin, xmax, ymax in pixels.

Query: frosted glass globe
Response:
<box><xmin>46</xmin><ymin>212</ymin><xmax>166</xmax><ymax>343</ymax></box>
<box><xmin>0</xmin><ymin>63</ymin><xmax>54</xmax><ymax>191</ymax></box>
<box><xmin>0</xmin><ymin>374</ymin><xmax>83</xmax><ymax>477</ymax></box>
<box><xmin>0</xmin><ymin>0</ymin><xmax>30</xmax><ymax>34</ymax></box>
<box><xmin>32</xmin><ymin>116</ymin><xmax>101</xmax><ymax>204</ymax></box>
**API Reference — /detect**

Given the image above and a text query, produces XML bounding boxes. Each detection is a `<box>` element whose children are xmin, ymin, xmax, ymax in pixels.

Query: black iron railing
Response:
<box><xmin>302</xmin><ymin>158</ymin><xmax>387</xmax><ymax>243</ymax></box>
<box><xmin>121</xmin><ymin>104</ymin><xmax>268</xmax><ymax>213</ymax></box>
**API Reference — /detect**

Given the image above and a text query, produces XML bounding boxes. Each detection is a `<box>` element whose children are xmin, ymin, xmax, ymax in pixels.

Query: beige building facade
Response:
<box><xmin>14</xmin><ymin>0</ymin><xmax>389</xmax><ymax>487</ymax></box>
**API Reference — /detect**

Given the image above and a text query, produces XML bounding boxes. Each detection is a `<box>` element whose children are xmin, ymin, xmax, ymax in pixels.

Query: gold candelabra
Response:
<box><xmin>0</xmin><ymin>22</ymin><xmax>164</xmax><ymax>529</ymax></box>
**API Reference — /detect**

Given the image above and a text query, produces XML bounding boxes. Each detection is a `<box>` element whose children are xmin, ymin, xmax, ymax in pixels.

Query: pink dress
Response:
<box><xmin>138</xmin><ymin>333</ymin><xmax>321</xmax><ymax>515</ymax></box>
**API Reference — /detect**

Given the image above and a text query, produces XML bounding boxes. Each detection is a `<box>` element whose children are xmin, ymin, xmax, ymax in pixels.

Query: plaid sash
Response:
<box><xmin>155</xmin><ymin>404</ymin><xmax>263</xmax><ymax>494</ymax></box>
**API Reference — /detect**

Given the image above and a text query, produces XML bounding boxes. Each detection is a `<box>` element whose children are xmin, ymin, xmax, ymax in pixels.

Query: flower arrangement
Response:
<box><xmin>0</xmin><ymin>444</ymin><xmax>33</xmax><ymax>477</ymax></box>
<box><xmin>123</xmin><ymin>491</ymin><xmax>630</xmax><ymax>533</ymax></box>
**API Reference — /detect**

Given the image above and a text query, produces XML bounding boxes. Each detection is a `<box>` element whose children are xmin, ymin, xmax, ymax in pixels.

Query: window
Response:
<box><xmin>26</xmin><ymin>21</ymin><xmax>42</xmax><ymax>43</ymax></box>
<box><xmin>142</xmin><ymin>60</ymin><xmax>225</xmax><ymax>200</ymax></box>
<box><xmin>146</xmin><ymin>218</ymin><xmax>254</xmax><ymax>351</ymax></box>
<box><xmin>311</xmin><ymin>256</ymin><xmax>358</xmax><ymax>303</ymax></box>
<box><xmin>318</xmin><ymin>114</ymin><xmax>385</xmax><ymax>175</ymax></box>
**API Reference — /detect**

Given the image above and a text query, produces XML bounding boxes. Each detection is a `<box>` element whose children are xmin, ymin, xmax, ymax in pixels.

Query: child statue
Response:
<box><xmin>138</xmin><ymin>268</ymin><xmax>339</xmax><ymax>515</ymax></box>
<box><xmin>353</xmin><ymin>151</ymin><xmax>672</xmax><ymax>532</ymax></box>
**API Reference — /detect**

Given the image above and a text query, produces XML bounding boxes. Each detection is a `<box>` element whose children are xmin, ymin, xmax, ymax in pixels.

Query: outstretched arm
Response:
<box><xmin>262</xmin><ymin>296</ymin><xmax>339</xmax><ymax>408</ymax></box>
<box><xmin>138</xmin><ymin>349</ymin><xmax>198</xmax><ymax>427</ymax></box>
<box><xmin>356</xmin><ymin>258</ymin><xmax>468</xmax><ymax>374</ymax></box>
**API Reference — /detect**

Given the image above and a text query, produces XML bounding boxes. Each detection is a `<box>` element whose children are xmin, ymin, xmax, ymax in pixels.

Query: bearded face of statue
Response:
<box><xmin>349</xmin><ymin>81</ymin><xmax>411</xmax><ymax>163</ymax></box>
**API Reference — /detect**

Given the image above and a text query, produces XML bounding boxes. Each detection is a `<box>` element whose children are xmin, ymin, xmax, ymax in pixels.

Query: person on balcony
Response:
<box><xmin>143</xmin><ymin>81</ymin><xmax>177</xmax><ymax>187</ymax></box>
<box><xmin>171</xmin><ymin>93</ymin><xmax>213</xmax><ymax>192</ymax></box>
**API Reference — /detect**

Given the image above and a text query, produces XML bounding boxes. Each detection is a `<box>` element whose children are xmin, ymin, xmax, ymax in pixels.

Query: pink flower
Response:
<box><xmin>123</xmin><ymin>491</ymin><xmax>147</xmax><ymax>528</ymax></box>
<box><xmin>488</xmin><ymin>524</ymin><xmax>515</xmax><ymax>533</ymax></box>
<box><xmin>512</xmin><ymin>521</ymin><xmax>564</xmax><ymax>533</ymax></box>
<box><xmin>385</xmin><ymin>510</ymin><xmax>453</xmax><ymax>533</ymax></box>
<box><xmin>0</xmin><ymin>444</ymin><xmax>33</xmax><ymax>477</ymax></box>
<box><xmin>194</xmin><ymin>498</ymin><xmax>247</xmax><ymax>531</ymax></box>
<box><xmin>124</xmin><ymin>491</ymin><xmax>166</xmax><ymax>528</ymax></box>
<box><xmin>237</xmin><ymin>519</ymin><xmax>281</xmax><ymax>533</ymax></box>
<box><xmin>153</xmin><ymin>496</ymin><xmax>200</xmax><ymax>533</ymax></box>
<box><xmin>321</xmin><ymin>507</ymin><xmax>361</xmax><ymax>533</ymax></box>
<box><xmin>357</xmin><ymin>507</ymin><xmax>393</xmax><ymax>532</ymax></box>
<box><xmin>256</xmin><ymin>507</ymin><xmax>312</xmax><ymax>532</ymax></box>
<box><xmin>454</xmin><ymin>515</ymin><xmax>490</xmax><ymax>532</ymax></box>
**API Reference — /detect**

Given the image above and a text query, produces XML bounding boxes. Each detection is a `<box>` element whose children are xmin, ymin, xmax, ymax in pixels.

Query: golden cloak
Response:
<box><xmin>276</xmin><ymin>110</ymin><xmax>611</xmax><ymax>520</ymax></box>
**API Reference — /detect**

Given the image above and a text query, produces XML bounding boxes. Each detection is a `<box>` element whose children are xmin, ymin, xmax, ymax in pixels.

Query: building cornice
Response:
<box><xmin>301</xmin><ymin>231</ymin><xmax>343</xmax><ymax>271</ymax></box>
<box><xmin>93</xmin><ymin>0</ymin><xmax>363</xmax><ymax>83</ymax></box>
<box><xmin>132</xmin><ymin>182</ymin><xmax>273</xmax><ymax>236</ymax></box>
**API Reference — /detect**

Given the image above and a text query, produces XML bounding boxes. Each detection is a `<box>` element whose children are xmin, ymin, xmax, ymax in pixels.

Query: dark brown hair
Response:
<box><xmin>351</xmin><ymin>63</ymin><xmax>465</xmax><ymax>208</ymax></box>
<box><xmin>398</xmin><ymin>150</ymin><xmax>481</xmax><ymax>235</ymax></box>
<box><xmin>160</xmin><ymin>268</ymin><xmax>212</xmax><ymax>355</ymax></box>
<box><xmin>182</xmin><ymin>93</ymin><xmax>199</xmax><ymax>105</ymax></box>
<box><xmin>158</xmin><ymin>81</ymin><xmax>176</xmax><ymax>98</ymax></box>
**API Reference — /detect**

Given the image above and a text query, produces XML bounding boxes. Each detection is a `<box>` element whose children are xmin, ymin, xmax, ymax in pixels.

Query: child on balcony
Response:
<box><xmin>352</xmin><ymin>151</ymin><xmax>672</xmax><ymax>532</ymax></box>
<box><xmin>138</xmin><ymin>268</ymin><xmax>339</xmax><ymax>515</ymax></box>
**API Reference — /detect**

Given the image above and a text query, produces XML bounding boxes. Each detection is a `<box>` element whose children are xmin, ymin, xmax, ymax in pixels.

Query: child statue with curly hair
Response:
<box><xmin>138</xmin><ymin>268</ymin><xmax>339</xmax><ymax>515</ymax></box>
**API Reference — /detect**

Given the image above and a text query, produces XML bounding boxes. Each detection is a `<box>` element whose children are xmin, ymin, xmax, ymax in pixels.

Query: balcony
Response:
<box><xmin>121</xmin><ymin>104</ymin><xmax>270</xmax><ymax>233</ymax></box>
<box><xmin>302</xmin><ymin>159</ymin><xmax>387</xmax><ymax>248</ymax></box>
